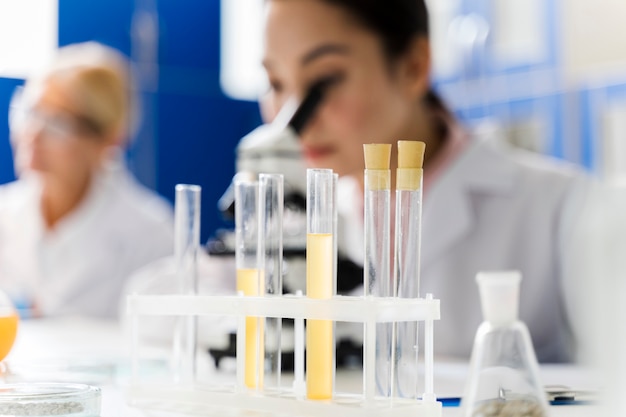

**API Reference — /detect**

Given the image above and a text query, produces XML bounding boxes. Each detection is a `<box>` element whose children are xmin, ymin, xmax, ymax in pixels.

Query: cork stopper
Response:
<box><xmin>398</xmin><ymin>140</ymin><xmax>426</xmax><ymax>169</ymax></box>
<box><xmin>363</xmin><ymin>143</ymin><xmax>391</xmax><ymax>190</ymax></box>
<box><xmin>364</xmin><ymin>144</ymin><xmax>391</xmax><ymax>170</ymax></box>
<box><xmin>397</xmin><ymin>140</ymin><xmax>426</xmax><ymax>190</ymax></box>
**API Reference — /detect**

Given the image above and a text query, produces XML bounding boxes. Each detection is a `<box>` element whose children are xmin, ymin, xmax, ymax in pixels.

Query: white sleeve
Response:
<box><xmin>560</xmin><ymin>179</ymin><xmax>626</xmax><ymax>363</ymax></box>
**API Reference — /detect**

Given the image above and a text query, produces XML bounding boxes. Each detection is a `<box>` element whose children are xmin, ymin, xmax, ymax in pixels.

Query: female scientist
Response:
<box><xmin>0</xmin><ymin>42</ymin><xmax>174</xmax><ymax>318</ymax></box>
<box><xmin>260</xmin><ymin>0</ymin><xmax>592</xmax><ymax>362</ymax></box>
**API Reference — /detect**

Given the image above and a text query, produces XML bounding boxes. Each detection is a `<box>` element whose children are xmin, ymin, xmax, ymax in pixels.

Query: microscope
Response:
<box><xmin>208</xmin><ymin>78</ymin><xmax>333</xmax><ymax>293</ymax></box>
<box><xmin>206</xmin><ymin>78</ymin><xmax>365</xmax><ymax>368</ymax></box>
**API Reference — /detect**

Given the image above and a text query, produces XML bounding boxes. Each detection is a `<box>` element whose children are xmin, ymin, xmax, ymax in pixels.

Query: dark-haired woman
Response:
<box><xmin>259</xmin><ymin>0</ymin><xmax>593</xmax><ymax>363</ymax></box>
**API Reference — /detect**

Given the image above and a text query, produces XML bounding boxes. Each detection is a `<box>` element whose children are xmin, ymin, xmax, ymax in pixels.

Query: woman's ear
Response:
<box><xmin>398</xmin><ymin>37</ymin><xmax>431</xmax><ymax>99</ymax></box>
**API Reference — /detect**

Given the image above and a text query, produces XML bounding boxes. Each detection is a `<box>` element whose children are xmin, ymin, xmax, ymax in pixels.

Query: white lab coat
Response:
<box><xmin>0</xmin><ymin>166</ymin><xmax>174</xmax><ymax>318</ymax></box>
<box><xmin>338</xmin><ymin>136</ymin><xmax>593</xmax><ymax>363</ymax></box>
<box><xmin>568</xmin><ymin>184</ymin><xmax>626</xmax><ymax>403</ymax></box>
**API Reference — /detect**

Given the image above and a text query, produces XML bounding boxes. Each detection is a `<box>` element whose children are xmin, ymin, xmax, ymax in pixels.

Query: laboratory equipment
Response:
<box><xmin>128</xmin><ymin>293</ymin><xmax>441</xmax><ymax>416</ymax></box>
<box><xmin>127</xmin><ymin>179</ymin><xmax>442</xmax><ymax>416</ymax></box>
<box><xmin>0</xmin><ymin>290</ymin><xmax>18</xmax><ymax>362</ymax></box>
<box><xmin>393</xmin><ymin>141</ymin><xmax>426</xmax><ymax>399</ymax></box>
<box><xmin>211</xmin><ymin>77</ymin><xmax>339</xmax><ymax>291</ymax></box>
<box><xmin>0</xmin><ymin>383</ymin><xmax>101</xmax><ymax>417</ymax></box>
<box><xmin>461</xmin><ymin>271</ymin><xmax>550</xmax><ymax>417</ymax></box>
<box><xmin>219</xmin><ymin>76</ymin><xmax>337</xmax><ymax>221</ymax></box>
<box><xmin>258</xmin><ymin>173</ymin><xmax>284</xmax><ymax>391</ymax></box>
<box><xmin>234</xmin><ymin>176</ymin><xmax>263</xmax><ymax>390</ymax></box>
<box><xmin>305</xmin><ymin>168</ymin><xmax>336</xmax><ymax>400</ymax></box>
<box><xmin>172</xmin><ymin>184</ymin><xmax>201</xmax><ymax>384</ymax></box>
<box><xmin>362</xmin><ymin>144</ymin><xmax>392</xmax><ymax>399</ymax></box>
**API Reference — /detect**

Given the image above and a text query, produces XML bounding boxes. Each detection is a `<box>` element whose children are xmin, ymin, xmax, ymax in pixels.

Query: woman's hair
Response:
<box><xmin>33</xmin><ymin>42</ymin><xmax>137</xmax><ymax>142</ymax></box>
<box><xmin>320</xmin><ymin>0</ymin><xmax>450</xmax><ymax>127</ymax></box>
<box><xmin>322</xmin><ymin>0</ymin><xmax>429</xmax><ymax>60</ymax></box>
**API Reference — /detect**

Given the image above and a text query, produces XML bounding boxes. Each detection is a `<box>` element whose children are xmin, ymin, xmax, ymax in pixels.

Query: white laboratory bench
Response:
<box><xmin>5</xmin><ymin>317</ymin><xmax>602</xmax><ymax>417</ymax></box>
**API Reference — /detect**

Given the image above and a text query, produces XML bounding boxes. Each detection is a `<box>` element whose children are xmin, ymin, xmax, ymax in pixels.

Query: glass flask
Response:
<box><xmin>461</xmin><ymin>271</ymin><xmax>550</xmax><ymax>417</ymax></box>
<box><xmin>0</xmin><ymin>290</ymin><xmax>19</xmax><ymax>363</ymax></box>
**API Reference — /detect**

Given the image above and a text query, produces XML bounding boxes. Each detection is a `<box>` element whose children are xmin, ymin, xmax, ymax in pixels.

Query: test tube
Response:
<box><xmin>393</xmin><ymin>141</ymin><xmax>425</xmax><ymax>399</ymax></box>
<box><xmin>234</xmin><ymin>176</ymin><xmax>263</xmax><ymax>390</ymax></box>
<box><xmin>258</xmin><ymin>173</ymin><xmax>284</xmax><ymax>392</ymax></box>
<box><xmin>362</xmin><ymin>144</ymin><xmax>392</xmax><ymax>400</ymax></box>
<box><xmin>331</xmin><ymin>172</ymin><xmax>338</xmax><ymax>393</ymax></box>
<box><xmin>173</xmin><ymin>184</ymin><xmax>201</xmax><ymax>384</ymax></box>
<box><xmin>306</xmin><ymin>168</ymin><xmax>336</xmax><ymax>400</ymax></box>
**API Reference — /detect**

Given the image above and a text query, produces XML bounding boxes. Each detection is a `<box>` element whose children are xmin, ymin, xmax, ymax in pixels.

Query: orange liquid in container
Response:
<box><xmin>306</xmin><ymin>233</ymin><xmax>334</xmax><ymax>400</ymax></box>
<box><xmin>0</xmin><ymin>313</ymin><xmax>19</xmax><ymax>361</ymax></box>
<box><xmin>237</xmin><ymin>268</ymin><xmax>264</xmax><ymax>389</ymax></box>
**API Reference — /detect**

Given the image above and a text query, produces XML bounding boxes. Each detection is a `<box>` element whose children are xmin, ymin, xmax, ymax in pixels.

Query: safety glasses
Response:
<box><xmin>9</xmin><ymin>86</ymin><xmax>103</xmax><ymax>143</ymax></box>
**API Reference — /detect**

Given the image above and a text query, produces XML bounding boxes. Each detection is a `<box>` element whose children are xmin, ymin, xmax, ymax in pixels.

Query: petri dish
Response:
<box><xmin>0</xmin><ymin>382</ymin><xmax>101</xmax><ymax>416</ymax></box>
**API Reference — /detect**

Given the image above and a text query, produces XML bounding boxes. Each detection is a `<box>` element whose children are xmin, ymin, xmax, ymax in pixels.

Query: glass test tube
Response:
<box><xmin>258</xmin><ymin>173</ymin><xmax>284</xmax><ymax>392</ymax></box>
<box><xmin>306</xmin><ymin>169</ymin><xmax>336</xmax><ymax>400</ymax></box>
<box><xmin>173</xmin><ymin>184</ymin><xmax>201</xmax><ymax>384</ymax></box>
<box><xmin>234</xmin><ymin>177</ymin><xmax>263</xmax><ymax>390</ymax></box>
<box><xmin>331</xmin><ymin>172</ymin><xmax>338</xmax><ymax>393</ymax></box>
<box><xmin>393</xmin><ymin>141</ymin><xmax>425</xmax><ymax>399</ymax></box>
<box><xmin>362</xmin><ymin>144</ymin><xmax>392</xmax><ymax>399</ymax></box>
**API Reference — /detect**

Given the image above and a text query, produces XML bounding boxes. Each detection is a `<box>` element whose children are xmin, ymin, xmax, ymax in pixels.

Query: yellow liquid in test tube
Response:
<box><xmin>306</xmin><ymin>233</ymin><xmax>333</xmax><ymax>400</ymax></box>
<box><xmin>237</xmin><ymin>268</ymin><xmax>264</xmax><ymax>389</ymax></box>
<box><xmin>0</xmin><ymin>313</ymin><xmax>18</xmax><ymax>361</ymax></box>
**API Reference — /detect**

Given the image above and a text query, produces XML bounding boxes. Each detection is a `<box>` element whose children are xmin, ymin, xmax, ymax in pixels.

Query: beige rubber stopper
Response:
<box><xmin>364</xmin><ymin>143</ymin><xmax>391</xmax><ymax>170</ymax></box>
<box><xmin>398</xmin><ymin>140</ymin><xmax>426</xmax><ymax>169</ymax></box>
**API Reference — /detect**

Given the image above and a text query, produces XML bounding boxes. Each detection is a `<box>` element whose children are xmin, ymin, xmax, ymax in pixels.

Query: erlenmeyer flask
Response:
<box><xmin>0</xmin><ymin>290</ymin><xmax>19</xmax><ymax>362</ymax></box>
<box><xmin>461</xmin><ymin>271</ymin><xmax>550</xmax><ymax>417</ymax></box>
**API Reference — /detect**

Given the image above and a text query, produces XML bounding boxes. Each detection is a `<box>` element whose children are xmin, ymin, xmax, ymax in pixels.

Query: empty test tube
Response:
<box><xmin>173</xmin><ymin>184</ymin><xmax>201</xmax><ymax>384</ymax></box>
<box><xmin>306</xmin><ymin>169</ymin><xmax>336</xmax><ymax>400</ymax></box>
<box><xmin>362</xmin><ymin>144</ymin><xmax>392</xmax><ymax>399</ymax></box>
<box><xmin>258</xmin><ymin>173</ymin><xmax>284</xmax><ymax>392</ymax></box>
<box><xmin>393</xmin><ymin>141</ymin><xmax>426</xmax><ymax>399</ymax></box>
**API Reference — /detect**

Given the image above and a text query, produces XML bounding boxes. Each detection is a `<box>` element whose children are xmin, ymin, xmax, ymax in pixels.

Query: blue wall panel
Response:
<box><xmin>157</xmin><ymin>0</ymin><xmax>218</xmax><ymax>69</ymax></box>
<box><xmin>0</xmin><ymin>79</ymin><xmax>24</xmax><ymax>184</ymax></box>
<box><xmin>156</xmin><ymin>93</ymin><xmax>261</xmax><ymax>237</ymax></box>
<box><xmin>58</xmin><ymin>0</ymin><xmax>133</xmax><ymax>54</ymax></box>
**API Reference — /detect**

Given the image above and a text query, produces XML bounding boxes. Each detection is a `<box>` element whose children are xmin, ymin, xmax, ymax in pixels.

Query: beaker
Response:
<box><xmin>461</xmin><ymin>271</ymin><xmax>550</xmax><ymax>417</ymax></box>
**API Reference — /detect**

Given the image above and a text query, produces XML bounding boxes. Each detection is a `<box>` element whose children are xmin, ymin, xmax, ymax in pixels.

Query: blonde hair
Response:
<box><xmin>34</xmin><ymin>42</ymin><xmax>137</xmax><ymax>143</ymax></box>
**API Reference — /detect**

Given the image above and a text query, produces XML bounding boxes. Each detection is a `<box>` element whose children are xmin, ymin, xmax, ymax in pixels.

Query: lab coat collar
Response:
<box><xmin>38</xmin><ymin>168</ymin><xmax>116</xmax><ymax>246</ymax></box>
<box><xmin>422</xmin><ymin>135</ymin><xmax>518</xmax><ymax>268</ymax></box>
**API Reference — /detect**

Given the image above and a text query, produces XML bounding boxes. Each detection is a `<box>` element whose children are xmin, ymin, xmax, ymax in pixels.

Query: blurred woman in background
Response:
<box><xmin>260</xmin><ymin>0</ymin><xmax>594</xmax><ymax>362</ymax></box>
<box><xmin>0</xmin><ymin>42</ymin><xmax>173</xmax><ymax>318</ymax></box>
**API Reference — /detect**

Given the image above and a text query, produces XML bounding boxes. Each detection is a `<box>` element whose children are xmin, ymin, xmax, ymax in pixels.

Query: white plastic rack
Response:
<box><xmin>127</xmin><ymin>292</ymin><xmax>442</xmax><ymax>417</ymax></box>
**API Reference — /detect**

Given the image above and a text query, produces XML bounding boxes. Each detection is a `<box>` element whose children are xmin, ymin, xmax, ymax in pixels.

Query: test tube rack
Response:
<box><xmin>127</xmin><ymin>292</ymin><xmax>442</xmax><ymax>417</ymax></box>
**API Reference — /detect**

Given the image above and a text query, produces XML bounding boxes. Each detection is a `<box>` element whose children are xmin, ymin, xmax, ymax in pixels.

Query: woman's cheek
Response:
<box><xmin>326</xmin><ymin>95</ymin><xmax>370</xmax><ymax>137</ymax></box>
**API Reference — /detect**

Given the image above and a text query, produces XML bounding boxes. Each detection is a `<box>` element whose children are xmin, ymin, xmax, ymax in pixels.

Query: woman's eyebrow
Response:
<box><xmin>300</xmin><ymin>43</ymin><xmax>350</xmax><ymax>65</ymax></box>
<box><xmin>262</xmin><ymin>43</ymin><xmax>350</xmax><ymax>70</ymax></box>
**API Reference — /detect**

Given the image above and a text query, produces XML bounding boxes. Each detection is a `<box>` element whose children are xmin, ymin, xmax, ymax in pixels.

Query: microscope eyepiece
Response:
<box><xmin>288</xmin><ymin>75</ymin><xmax>340</xmax><ymax>136</ymax></box>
